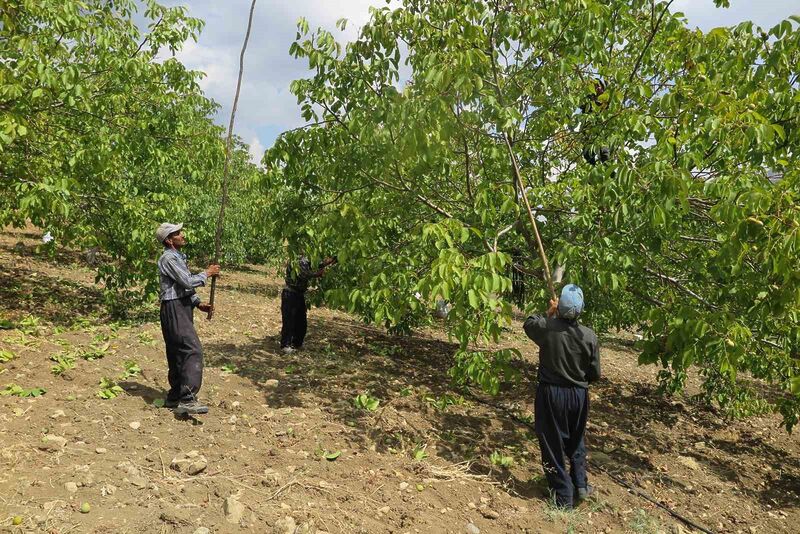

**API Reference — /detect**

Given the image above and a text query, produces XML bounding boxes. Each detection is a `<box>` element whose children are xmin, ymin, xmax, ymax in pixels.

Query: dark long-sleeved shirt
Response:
<box><xmin>158</xmin><ymin>249</ymin><xmax>207</xmax><ymax>306</ymax></box>
<box><xmin>524</xmin><ymin>314</ymin><xmax>600</xmax><ymax>388</ymax></box>
<box><xmin>284</xmin><ymin>256</ymin><xmax>323</xmax><ymax>294</ymax></box>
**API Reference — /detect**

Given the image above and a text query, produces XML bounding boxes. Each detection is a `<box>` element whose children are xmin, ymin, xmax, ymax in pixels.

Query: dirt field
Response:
<box><xmin>0</xmin><ymin>227</ymin><xmax>798</xmax><ymax>534</ymax></box>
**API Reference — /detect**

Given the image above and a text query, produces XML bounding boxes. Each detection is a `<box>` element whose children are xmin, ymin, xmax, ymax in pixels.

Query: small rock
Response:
<box><xmin>224</xmin><ymin>495</ymin><xmax>245</xmax><ymax>524</ymax></box>
<box><xmin>95</xmin><ymin>448</ymin><xmax>107</xmax><ymax>454</ymax></box>
<box><xmin>39</xmin><ymin>434</ymin><xmax>67</xmax><ymax>451</ymax></box>
<box><xmin>378</xmin><ymin>506</ymin><xmax>390</xmax><ymax>514</ymax></box>
<box><xmin>50</xmin><ymin>410</ymin><xmax>66</xmax><ymax>419</ymax></box>
<box><xmin>263</xmin><ymin>379</ymin><xmax>279</xmax><ymax>388</ymax></box>
<box><xmin>479</xmin><ymin>496</ymin><xmax>490</xmax><ymax>505</ymax></box>
<box><xmin>171</xmin><ymin>452</ymin><xmax>208</xmax><ymax>475</ymax></box>
<box><xmin>100</xmin><ymin>484</ymin><xmax>117</xmax><ymax>496</ymax></box>
<box><xmin>262</xmin><ymin>470</ymin><xmax>282</xmax><ymax>487</ymax></box>
<box><xmin>273</xmin><ymin>515</ymin><xmax>297</xmax><ymax>534</ymax></box>
<box><xmin>678</xmin><ymin>456</ymin><xmax>700</xmax><ymax>471</ymax></box>
<box><xmin>480</xmin><ymin>508</ymin><xmax>500</xmax><ymax>520</ymax></box>
<box><xmin>228</xmin><ymin>415</ymin><xmax>237</xmax><ymax>424</ymax></box>
<box><xmin>465</xmin><ymin>523</ymin><xmax>480</xmax><ymax>534</ymax></box>
<box><xmin>129</xmin><ymin>421</ymin><xmax>141</xmax><ymax>430</ymax></box>
<box><xmin>64</xmin><ymin>482</ymin><xmax>78</xmax><ymax>493</ymax></box>
<box><xmin>694</xmin><ymin>441</ymin><xmax>706</xmax><ymax>450</ymax></box>
<box><xmin>467</xmin><ymin>502</ymin><xmax>477</xmax><ymax>509</ymax></box>
<box><xmin>399</xmin><ymin>482</ymin><xmax>409</xmax><ymax>491</ymax></box>
<box><xmin>193</xmin><ymin>529</ymin><xmax>211</xmax><ymax>534</ymax></box>
<box><xmin>232</xmin><ymin>401</ymin><xmax>241</xmax><ymax>409</ymax></box>
<box><xmin>129</xmin><ymin>476</ymin><xmax>148</xmax><ymax>488</ymax></box>
<box><xmin>159</xmin><ymin>509</ymin><xmax>191</xmax><ymax>526</ymax></box>
<box><xmin>600</xmin><ymin>421</ymin><xmax>609</xmax><ymax>428</ymax></box>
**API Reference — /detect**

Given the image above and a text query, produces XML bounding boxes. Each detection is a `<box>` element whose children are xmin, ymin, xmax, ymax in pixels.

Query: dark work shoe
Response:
<box><xmin>164</xmin><ymin>398</ymin><xmax>180</xmax><ymax>409</ymax></box>
<box><xmin>576</xmin><ymin>485</ymin><xmax>595</xmax><ymax>501</ymax></box>
<box><xmin>174</xmin><ymin>400</ymin><xmax>209</xmax><ymax>415</ymax></box>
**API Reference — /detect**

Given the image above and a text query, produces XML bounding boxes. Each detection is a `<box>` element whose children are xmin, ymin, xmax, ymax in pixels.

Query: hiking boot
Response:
<box><xmin>174</xmin><ymin>400</ymin><xmax>209</xmax><ymax>415</ymax></box>
<box><xmin>576</xmin><ymin>485</ymin><xmax>595</xmax><ymax>501</ymax></box>
<box><xmin>163</xmin><ymin>398</ymin><xmax>180</xmax><ymax>409</ymax></box>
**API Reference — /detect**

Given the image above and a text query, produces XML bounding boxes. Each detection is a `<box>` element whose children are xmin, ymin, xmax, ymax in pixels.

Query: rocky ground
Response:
<box><xmin>0</xmin><ymin>227</ymin><xmax>798</xmax><ymax>534</ymax></box>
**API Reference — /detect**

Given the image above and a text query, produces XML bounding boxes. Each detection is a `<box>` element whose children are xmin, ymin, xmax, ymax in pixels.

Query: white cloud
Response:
<box><xmin>248</xmin><ymin>136</ymin><xmax>265</xmax><ymax>166</ymax></box>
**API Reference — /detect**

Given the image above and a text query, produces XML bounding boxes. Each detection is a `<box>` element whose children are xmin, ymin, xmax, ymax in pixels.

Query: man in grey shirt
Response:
<box><xmin>156</xmin><ymin>222</ymin><xmax>220</xmax><ymax>415</ymax></box>
<box><xmin>524</xmin><ymin>284</ymin><xmax>600</xmax><ymax>509</ymax></box>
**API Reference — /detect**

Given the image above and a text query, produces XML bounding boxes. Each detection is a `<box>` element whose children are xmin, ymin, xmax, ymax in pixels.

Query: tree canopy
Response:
<box><xmin>265</xmin><ymin>0</ymin><xmax>800</xmax><ymax>429</ymax></box>
<box><xmin>0</xmin><ymin>0</ymin><xmax>271</xmax><ymax>302</ymax></box>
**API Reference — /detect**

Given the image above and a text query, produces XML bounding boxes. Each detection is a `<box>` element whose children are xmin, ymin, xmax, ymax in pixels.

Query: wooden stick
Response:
<box><xmin>208</xmin><ymin>0</ymin><xmax>258</xmax><ymax>320</ymax></box>
<box><xmin>503</xmin><ymin>133</ymin><xmax>557</xmax><ymax>299</ymax></box>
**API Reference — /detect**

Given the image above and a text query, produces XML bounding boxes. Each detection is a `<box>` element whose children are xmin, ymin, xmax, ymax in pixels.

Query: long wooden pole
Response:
<box><xmin>207</xmin><ymin>0</ymin><xmax>258</xmax><ymax>320</ymax></box>
<box><xmin>503</xmin><ymin>133</ymin><xmax>557</xmax><ymax>300</ymax></box>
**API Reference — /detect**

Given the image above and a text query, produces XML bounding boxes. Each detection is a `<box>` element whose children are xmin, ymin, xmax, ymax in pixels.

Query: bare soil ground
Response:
<box><xmin>0</xmin><ymin>227</ymin><xmax>798</xmax><ymax>534</ymax></box>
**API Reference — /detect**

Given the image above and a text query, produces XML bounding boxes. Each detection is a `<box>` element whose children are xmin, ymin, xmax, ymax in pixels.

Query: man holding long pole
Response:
<box><xmin>524</xmin><ymin>284</ymin><xmax>601</xmax><ymax>509</ymax></box>
<box><xmin>156</xmin><ymin>222</ymin><xmax>220</xmax><ymax>416</ymax></box>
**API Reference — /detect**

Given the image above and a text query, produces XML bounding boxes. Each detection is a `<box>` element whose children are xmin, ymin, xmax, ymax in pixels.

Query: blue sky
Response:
<box><xmin>159</xmin><ymin>0</ymin><xmax>799</xmax><ymax>163</ymax></box>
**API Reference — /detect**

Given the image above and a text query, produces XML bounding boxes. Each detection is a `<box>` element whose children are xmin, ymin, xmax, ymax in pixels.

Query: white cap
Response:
<box><xmin>155</xmin><ymin>222</ymin><xmax>183</xmax><ymax>243</ymax></box>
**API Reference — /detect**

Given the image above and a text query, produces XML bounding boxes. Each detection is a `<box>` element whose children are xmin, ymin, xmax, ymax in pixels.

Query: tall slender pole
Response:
<box><xmin>503</xmin><ymin>133</ymin><xmax>557</xmax><ymax>300</ymax></box>
<box><xmin>207</xmin><ymin>0</ymin><xmax>258</xmax><ymax>320</ymax></box>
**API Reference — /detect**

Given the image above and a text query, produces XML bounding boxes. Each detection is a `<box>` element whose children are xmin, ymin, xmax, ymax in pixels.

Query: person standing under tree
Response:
<box><xmin>524</xmin><ymin>284</ymin><xmax>601</xmax><ymax>509</ymax></box>
<box><xmin>156</xmin><ymin>222</ymin><xmax>220</xmax><ymax>416</ymax></box>
<box><xmin>280</xmin><ymin>254</ymin><xmax>336</xmax><ymax>354</ymax></box>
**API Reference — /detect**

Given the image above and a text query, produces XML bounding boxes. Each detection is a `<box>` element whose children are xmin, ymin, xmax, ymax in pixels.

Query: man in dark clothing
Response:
<box><xmin>156</xmin><ymin>222</ymin><xmax>220</xmax><ymax>416</ymax></box>
<box><xmin>280</xmin><ymin>254</ymin><xmax>336</xmax><ymax>354</ymax></box>
<box><xmin>524</xmin><ymin>284</ymin><xmax>600</xmax><ymax>508</ymax></box>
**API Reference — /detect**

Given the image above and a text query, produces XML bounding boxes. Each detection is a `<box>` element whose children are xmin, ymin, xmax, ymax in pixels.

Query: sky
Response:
<box><xmin>158</xmin><ymin>0</ymin><xmax>799</xmax><ymax>164</ymax></box>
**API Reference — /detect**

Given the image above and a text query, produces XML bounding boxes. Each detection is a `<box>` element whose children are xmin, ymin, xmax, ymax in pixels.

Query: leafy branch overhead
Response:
<box><xmin>265</xmin><ymin>1</ymin><xmax>800</xmax><ymax>430</ymax></box>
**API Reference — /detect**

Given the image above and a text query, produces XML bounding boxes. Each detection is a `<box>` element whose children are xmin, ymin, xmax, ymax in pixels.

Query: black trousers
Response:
<box><xmin>280</xmin><ymin>288</ymin><xmax>307</xmax><ymax>348</ymax></box>
<box><xmin>535</xmin><ymin>383</ymin><xmax>589</xmax><ymax>508</ymax></box>
<box><xmin>160</xmin><ymin>297</ymin><xmax>204</xmax><ymax>402</ymax></box>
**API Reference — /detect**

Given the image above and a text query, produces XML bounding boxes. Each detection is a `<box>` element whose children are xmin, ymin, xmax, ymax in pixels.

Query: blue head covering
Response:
<box><xmin>558</xmin><ymin>284</ymin><xmax>584</xmax><ymax>320</ymax></box>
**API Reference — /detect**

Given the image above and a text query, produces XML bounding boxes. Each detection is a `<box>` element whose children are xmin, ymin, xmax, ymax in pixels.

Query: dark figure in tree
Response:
<box><xmin>524</xmin><ymin>284</ymin><xmax>601</xmax><ymax>508</ymax></box>
<box><xmin>582</xmin><ymin>79</ymin><xmax>611</xmax><ymax>165</ymax></box>
<box><xmin>280</xmin><ymin>254</ymin><xmax>337</xmax><ymax>354</ymax></box>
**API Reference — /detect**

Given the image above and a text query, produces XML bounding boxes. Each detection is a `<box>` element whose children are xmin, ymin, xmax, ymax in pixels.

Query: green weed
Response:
<box><xmin>1</xmin><ymin>383</ymin><xmax>46</xmax><ymax>397</ymax></box>
<box><xmin>490</xmin><ymin>450</ymin><xmax>514</xmax><ymax>468</ymax></box>
<box><xmin>136</xmin><ymin>331</ymin><xmax>155</xmax><ymax>345</ymax></box>
<box><xmin>0</xmin><ymin>349</ymin><xmax>14</xmax><ymax>363</ymax></box>
<box><xmin>412</xmin><ymin>443</ymin><xmax>429</xmax><ymax>461</ymax></box>
<box><xmin>629</xmin><ymin>508</ymin><xmax>662</xmax><ymax>534</ymax></box>
<box><xmin>97</xmin><ymin>377</ymin><xmax>123</xmax><ymax>399</ymax></box>
<box><xmin>50</xmin><ymin>353</ymin><xmax>76</xmax><ymax>376</ymax></box>
<box><xmin>79</xmin><ymin>342</ymin><xmax>110</xmax><ymax>361</ymax></box>
<box><xmin>121</xmin><ymin>360</ymin><xmax>141</xmax><ymax>378</ymax></box>
<box><xmin>353</xmin><ymin>392</ymin><xmax>380</xmax><ymax>411</ymax></box>
<box><xmin>423</xmin><ymin>392</ymin><xmax>464</xmax><ymax>411</ymax></box>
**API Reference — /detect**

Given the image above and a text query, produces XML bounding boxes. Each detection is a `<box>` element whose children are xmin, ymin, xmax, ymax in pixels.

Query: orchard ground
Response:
<box><xmin>0</xmin><ymin>227</ymin><xmax>797</xmax><ymax>534</ymax></box>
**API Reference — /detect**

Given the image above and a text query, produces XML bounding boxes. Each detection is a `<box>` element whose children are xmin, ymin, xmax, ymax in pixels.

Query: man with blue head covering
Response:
<box><xmin>524</xmin><ymin>284</ymin><xmax>600</xmax><ymax>509</ymax></box>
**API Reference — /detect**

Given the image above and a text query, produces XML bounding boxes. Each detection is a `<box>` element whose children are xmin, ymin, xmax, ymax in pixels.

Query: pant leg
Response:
<box><xmin>161</xmin><ymin>300</ymin><xmax>183</xmax><ymax>402</ymax></box>
<box><xmin>293</xmin><ymin>294</ymin><xmax>308</xmax><ymax>348</ymax></box>
<box><xmin>535</xmin><ymin>384</ymin><xmax>574</xmax><ymax>508</ymax></box>
<box><xmin>280</xmin><ymin>289</ymin><xmax>293</xmax><ymax>348</ymax></box>
<box><xmin>174</xmin><ymin>298</ymin><xmax>203</xmax><ymax>401</ymax></box>
<box><xmin>566</xmin><ymin>388</ymin><xmax>589</xmax><ymax>490</ymax></box>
